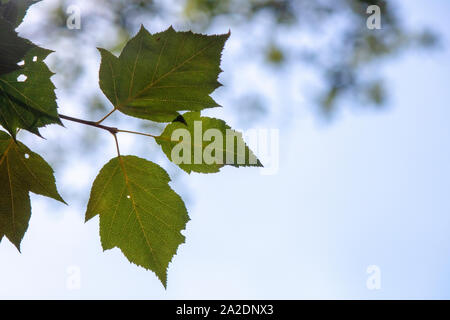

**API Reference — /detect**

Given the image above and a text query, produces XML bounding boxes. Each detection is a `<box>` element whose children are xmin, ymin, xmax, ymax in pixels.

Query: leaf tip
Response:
<box><xmin>256</xmin><ymin>159</ymin><xmax>264</xmax><ymax>167</ymax></box>
<box><xmin>96</xmin><ymin>47</ymin><xmax>107</xmax><ymax>54</ymax></box>
<box><xmin>12</xmin><ymin>239</ymin><xmax>22</xmax><ymax>253</ymax></box>
<box><xmin>160</xmin><ymin>276</ymin><xmax>168</xmax><ymax>289</ymax></box>
<box><xmin>59</xmin><ymin>196</ymin><xmax>68</xmax><ymax>206</ymax></box>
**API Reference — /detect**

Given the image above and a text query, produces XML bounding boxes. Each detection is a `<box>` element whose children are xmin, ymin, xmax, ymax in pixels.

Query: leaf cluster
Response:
<box><xmin>0</xmin><ymin>2</ymin><xmax>261</xmax><ymax>287</ymax></box>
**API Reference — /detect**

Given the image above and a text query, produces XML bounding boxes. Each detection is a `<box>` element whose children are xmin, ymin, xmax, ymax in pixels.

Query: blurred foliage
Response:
<box><xmin>7</xmin><ymin>0</ymin><xmax>438</xmax><ymax>206</ymax></box>
<box><xmin>23</xmin><ymin>0</ymin><xmax>437</xmax><ymax>122</ymax></box>
<box><xmin>182</xmin><ymin>0</ymin><xmax>437</xmax><ymax>115</ymax></box>
<box><xmin>266</xmin><ymin>44</ymin><xmax>285</xmax><ymax>65</ymax></box>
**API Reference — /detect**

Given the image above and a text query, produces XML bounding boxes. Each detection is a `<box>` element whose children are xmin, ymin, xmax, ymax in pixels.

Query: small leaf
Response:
<box><xmin>0</xmin><ymin>44</ymin><xmax>61</xmax><ymax>138</ymax></box>
<box><xmin>0</xmin><ymin>130</ymin><xmax>65</xmax><ymax>251</ymax></box>
<box><xmin>85</xmin><ymin>155</ymin><xmax>189</xmax><ymax>287</ymax></box>
<box><xmin>98</xmin><ymin>26</ymin><xmax>229</xmax><ymax>123</ymax></box>
<box><xmin>156</xmin><ymin>111</ymin><xmax>262</xmax><ymax>173</ymax></box>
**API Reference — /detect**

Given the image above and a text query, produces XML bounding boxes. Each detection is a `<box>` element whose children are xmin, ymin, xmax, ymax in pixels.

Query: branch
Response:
<box><xmin>59</xmin><ymin>114</ymin><xmax>119</xmax><ymax>134</ymax></box>
<box><xmin>58</xmin><ymin>113</ymin><xmax>168</xmax><ymax>141</ymax></box>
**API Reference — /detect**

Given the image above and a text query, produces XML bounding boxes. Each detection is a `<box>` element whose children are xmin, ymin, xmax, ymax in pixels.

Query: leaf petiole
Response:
<box><xmin>96</xmin><ymin>108</ymin><xmax>116</xmax><ymax>124</ymax></box>
<box><xmin>58</xmin><ymin>113</ymin><xmax>173</xmax><ymax>141</ymax></box>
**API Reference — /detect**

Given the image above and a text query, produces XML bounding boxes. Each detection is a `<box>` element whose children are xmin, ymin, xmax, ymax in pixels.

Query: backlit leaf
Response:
<box><xmin>0</xmin><ymin>45</ymin><xmax>61</xmax><ymax>138</ymax></box>
<box><xmin>0</xmin><ymin>130</ymin><xmax>65</xmax><ymax>250</ymax></box>
<box><xmin>0</xmin><ymin>0</ymin><xmax>41</xmax><ymax>28</ymax></box>
<box><xmin>157</xmin><ymin>111</ymin><xmax>262</xmax><ymax>173</ymax></box>
<box><xmin>98</xmin><ymin>26</ymin><xmax>229</xmax><ymax>122</ymax></box>
<box><xmin>0</xmin><ymin>17</ymin><xmax>34</xmax><ymax>76</ymax></box>
<box><xmin>85</xmin><ymin>155</ymin><xmax>189</xmax><ymax>287</ymax></box>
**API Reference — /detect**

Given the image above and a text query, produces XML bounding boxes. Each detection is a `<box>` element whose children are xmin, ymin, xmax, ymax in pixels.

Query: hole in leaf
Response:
<box><xmin>126</xmin><ymin>195</ymin><xmax>131</xmax><ymax>199</ymax></box>
<box><xmin>24</xmin><ymin>154</ymin><xmax>30</xmax><ymax>159</ymax></box>
<box><xmin>33</xmin><ymin>56</ymin><xmax>38</xmax><ymax>62</ymax></box>
<box><xmin>17</xmin><ymin>74</ymin><xmax>27</xmax><ymax>82</ymax></box>
<box><xmin>17</xmin><ymin>60</ymin><xmax>25</xmax><ymax>66</ymax></box>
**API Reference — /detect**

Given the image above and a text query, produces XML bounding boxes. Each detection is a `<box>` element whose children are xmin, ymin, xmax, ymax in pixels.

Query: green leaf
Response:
<box><xmin>0</xmin><ymin>17</ymin><xmax>34</xmax><ymax>76</ymax></box>
<box><xmin>0</xmin><ymin>0</ymin><xmax>41</xmax><ymax>73</ymax></box>
<box><xmin>0</xmin><ymin>0</ymin><xmax>41</xmax><ymax>28</ymax></box>
<box><xmin>0</xmin><ymin>12</ymin><xmax>61</xmax><ymax>138</ymax></box>
<box><xmin>98</xmin><ymin>26</ymin><xmax>229</xmax><ymax>123</ymax></box>
<box><xmin>0</xmin><ymin>130</ymin><xmax>65</xmax><ymax>251</ymax></box>
<box><xmin>0</xmin><ymin>45</ymin><xmax>61</xmax><ymax>138</ymax></box>
<box><xmin>85</xmin><ymin>155</ymin><xmax>189</xmax><ymax>287</ymax></box>
<box><xmin>156</xmin><ymin>111</ymin><xmax>262</xmax><ymax>173</ymax></box>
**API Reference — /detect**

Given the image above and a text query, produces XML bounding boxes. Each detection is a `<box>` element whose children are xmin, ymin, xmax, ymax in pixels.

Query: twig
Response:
<box><xmin>59</xmin><ymin>113</ymin><xmax>119</xmax><ymax>134</ymax></box>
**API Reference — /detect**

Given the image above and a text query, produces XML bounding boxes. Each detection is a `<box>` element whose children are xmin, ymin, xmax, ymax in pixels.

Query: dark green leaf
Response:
<box><xmin>0</xmin><ymin>130</ymin><xmax>65</xmax><ymax>251</ymax></box>
<box><xmin>157</xmin><ymin>111</ymin><xmax>262</xmax><ymax>173</ymax></box>
<box><xmin>0</xmin><ymin>0</ymin><xmax>41</xmax><ymax>28</ymax></box>
<box><xmin>0</xmin><ymin>17</ymin><xmax>34</xmax><ymax>76</ymax></box>
<box><xmin>0</xmin><ymin>45</ymin><xmax>61</xmax><ymax>138</ymax></box>
<box><xmin>86</xmin><ymin>155</ymin><xmax>189</xmax><ymax>287</ymax></box>
<box><xmin>98</xmin><ymin>26</ymin><xmax>229</xmax><ymax>122</ymax></box>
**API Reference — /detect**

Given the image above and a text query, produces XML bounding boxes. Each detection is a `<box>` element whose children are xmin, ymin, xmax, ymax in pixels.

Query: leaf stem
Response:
<box><xmin>112</xmin><ymin>133</ymin><xmax>121</xmax><ymax>157</ymax></box>
<box><xmin>117</xmin><ymin>129</ymin><xmax>157</xmax><ymax>139</ymax></box>
<box><xmin>117</xmin><ymin>129</ymin><xmax>176</xmax><ymax>142</ymax></box>
<box><xmin>59</xmin><ymin>114</ymin><xmax>119</xmax><ymax>134</ymax></box>
<box><xmin>58</xmin><ymin>113</ymin><xmax>172</xmax><ymax>141</ymax></box>
<box><xmin>96</xmin><ymin>108</ymin><xmax>116</xmax><ymax>124</ymax></box>
<box><xmin>59</xmin><ymin>113</ymin><xmax>126</xmax><ymax>157</ymax></box>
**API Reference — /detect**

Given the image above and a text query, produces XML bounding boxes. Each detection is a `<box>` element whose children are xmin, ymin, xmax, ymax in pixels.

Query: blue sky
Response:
<box><xmin>1</xmin><ymin>0</ymin><xmax>450</xmax><ymax>299</ymax></box>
